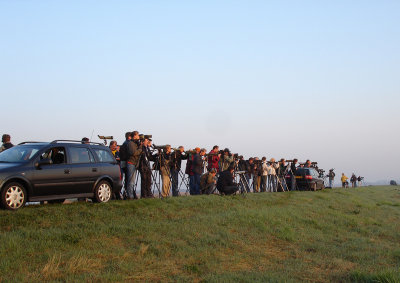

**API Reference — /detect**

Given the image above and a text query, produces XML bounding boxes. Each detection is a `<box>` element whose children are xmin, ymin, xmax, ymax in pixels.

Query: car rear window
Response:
<box><xmin>93</xmin><ymin>148</ymin><xmax>115</xmax><ymax>163</ymax></box>
<box><xmin>295</xmin><ymin>168</ymin><xmax>310</xmax><ymax>175</ymax></box>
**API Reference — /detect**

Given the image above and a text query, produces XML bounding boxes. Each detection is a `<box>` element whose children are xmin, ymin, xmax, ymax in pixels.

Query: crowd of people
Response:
<box><xmin>0</xmin><ymin>133</ymin><xmax>365</xmax><ymax>199</ymax></box>
<box><xmin>104</xmin><ymin>132</ymin><xmax>326</xmax><ymax>199</ymax></box>
<box><xmin>340</xmin><ymin>173</ymin><xmax>364</xmax><ymax>188</ymax></box>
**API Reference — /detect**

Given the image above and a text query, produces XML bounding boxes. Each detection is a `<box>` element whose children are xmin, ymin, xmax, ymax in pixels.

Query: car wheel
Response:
<box><xmin>1</xmin><ymin>182</ymin><xmax>27</xmax><ymax>210</ymax></box>
<box><xmin>311</xmin><ymin>183</ymin><xmax>317</xmax><ymax>191</ymax></box>
<box><xmin>93</xmin><ymin>181</ymin><xmax>112</xmax><ymax>203</ymax></box>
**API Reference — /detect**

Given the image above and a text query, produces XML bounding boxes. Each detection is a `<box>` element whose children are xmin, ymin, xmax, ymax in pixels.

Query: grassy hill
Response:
<box><xmin>1</xmin><ymin>186</ymin><xmax>399</xmax><ymax>282</ymax></box>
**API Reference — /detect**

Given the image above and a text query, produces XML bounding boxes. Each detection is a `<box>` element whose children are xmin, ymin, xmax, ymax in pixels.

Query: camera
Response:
<box><xmin>98</xmin><ymin>135</ymin><xmax>113</xmax><ymax>145</ymax></box>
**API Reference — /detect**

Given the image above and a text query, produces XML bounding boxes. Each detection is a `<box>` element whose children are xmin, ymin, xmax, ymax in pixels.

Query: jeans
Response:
<box><xmin>329</xmin><ymin>179</ymin><xmax>334</xmax><ymax>188</ymax></box>
<box><xmin>171</xmin><ymin>169</ymin><xmax>179</xmax><ymax>197</ymax></box>
<box><xmin>192</xmin><ymin>173</ymin><xmax>201</xmax><ymax>195</ymax></box>
<box><xmin>269</xmin><ymin>175</ymin><xmax>277</xmax><ymax>192</ymax></box>
<box><xmin>126</xmin><ymin>163</ymin><xmax>137</xmax><ymax>199</ymax></box>
<box><xmin>189</xmin><ymin>175</ymin><xmax>195</xmax><ymax>195</ymax></box>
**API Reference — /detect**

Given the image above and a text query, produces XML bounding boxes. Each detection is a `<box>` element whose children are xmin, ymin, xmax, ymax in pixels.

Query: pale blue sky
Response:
<box><xmin>1</xmin><ymin>1</ymin><xmax>399</xmax><ymax>182</ymax></box>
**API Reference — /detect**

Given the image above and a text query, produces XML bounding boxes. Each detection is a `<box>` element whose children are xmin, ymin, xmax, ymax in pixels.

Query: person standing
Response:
<box><xmin>341</xmin><ymin>173</ymin><xmax>349</xmax><ymax>188</ymax></box>
<box><xmin>350</xmin><ymin>173</ymin><xmax>357</xmax><ymax>188</ymax></box>
<box><xmin>192</xmin><ymin>148</ymin><xmax>206</xmax><ymax>195</ymax></box>
<box><xmin>138</xmin><ymin>137</ymin><xmax>154</xmax><ymax>198</ymax></box>
<box><xmin>358</xmin><ymin>176</ymin><xmax>363</xmax><ymax>187</ymax></box>
<box><xmin>170</xmin><ymin>146</ymin><xmax>188</xmax><ymax>197</ymax></box>
<box><xmin>160</xmin><ymin>145</ymin><xmax>172</xmax><ymax>198</ymax></box>
<box><xmin>126</xmin><ymin>131</ymin><xmax>142</xmax><ymax>199</ymax></box>
<box><xmin>220</xmin><ymin>148</ymin><xmax>234</xmax><ymax>172</ymax></box>
<box><xmin>252</xmin><ymin>158</ymin><xmax>261</xmax><ymax>193</ymax></box>
<box><xmin>277</xmin><ymin>158</ymin><xmax>288</xmax><ymax>191</ymax></box>
<box><xmin>328</xmin><ymin>169</ymin><xmax>335</xmax><ymax>188</ymax></box>
<box><xmin>261</xmin><ymin>157</ymin><xmax>268</xmax><ymax>192</ymax></box>
<box><xmin>267</xmin><ymin>158</ymin><xmax>278</xmax><ymax>192</ymax></box>
<box><xmin>207</xmin><ymin>145</ymin><xmax>220</xmax><ymax>172</ymax></box>
<box><xmin>0</xmin><ymin>134</ymin><xmax>13</xmax><ymax>152</ymax></box>
<box><xmin>290</xmin><ymin>159</ymin><xmax>298</xmax><ymax>191</ymax></box>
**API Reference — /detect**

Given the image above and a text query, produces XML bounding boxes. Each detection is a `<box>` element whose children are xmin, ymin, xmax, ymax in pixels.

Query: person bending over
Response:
<box><xmin>217</xmin><ymin>165</ymin><xmax>238</xmax><ymax>195</ymax></box>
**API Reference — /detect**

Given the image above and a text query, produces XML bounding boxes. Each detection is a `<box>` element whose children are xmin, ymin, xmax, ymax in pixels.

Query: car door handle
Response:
<box><xmin>64</xmin><ymin>169</ymin><xmax>70</xmax><ymax>174</ymax></box>
<box><xmin>92</xmin><ymin>168</ymin><xmax>98</xmax><ymax>172</ymax></box>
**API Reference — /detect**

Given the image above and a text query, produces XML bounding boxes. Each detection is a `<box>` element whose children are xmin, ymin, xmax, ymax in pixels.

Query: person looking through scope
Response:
<box><xmin>220</xmin><ymin>148</ymin><xmax>234</xmax><ymax>172</ymax></box>
<box><xmin>159</xmin><ymin>145</ymin><xmax>172</xmax><ymax>198</ymax></box>
<box><xmin>125</xmin><ymin>131</ymin><xmax>142</xmax><ymax>199</ymax></box>
<box><xmin>170</xmin><ymin>146</ymin><xmax>187</xmax><ymax>197</ymax></box>
<box><xmin>191</xmin><ymin>148</ymin><xmax>206</xmax><ymax>195</ymax></box>
<box><xmin>217</xmin><ymin>165</ymin><xmax>239</xmax><ymax>195</ymax></box>
<box><xmin>200</xmin><ymin>168</ymin><xmax>217</xmax><ymax>194</ymax></box>
<box><xmin>138</xmin><ymin>137</ymin><xmax>154</xmax><ymax>198</ymax></box>
<box><xmin>207</xmin><ymin>145</ymin><xmax>220</xmax><ymax>172</ymax></box>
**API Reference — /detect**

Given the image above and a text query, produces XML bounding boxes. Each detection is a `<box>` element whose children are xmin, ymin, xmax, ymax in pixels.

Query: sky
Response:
<box><xmin>1</xmin><ymin>0</ymin><xmax>399</xmax><ymax>183</ymax></box>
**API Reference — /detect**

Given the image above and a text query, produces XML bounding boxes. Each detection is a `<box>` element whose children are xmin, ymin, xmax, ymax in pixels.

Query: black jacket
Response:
<box><xmin>170</xmin><ymin>151</ymin><xmax>188</xmax><ymax>170</ymax></box>
<box><xmin>192</xmin><ymin>153</ymin><xmax>204</xmax><ymax>175</ymax></box>
<box><xmin>217</xmin><ymin>170</ymin><xmax>234</xmax><ymax>190</ymax></box>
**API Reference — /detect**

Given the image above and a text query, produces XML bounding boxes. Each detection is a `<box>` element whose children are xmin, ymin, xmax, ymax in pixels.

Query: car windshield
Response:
<box><xmin>0</xmin><ymin>145</ymin><xmax>42</xmax><ymax>163</ymax></box>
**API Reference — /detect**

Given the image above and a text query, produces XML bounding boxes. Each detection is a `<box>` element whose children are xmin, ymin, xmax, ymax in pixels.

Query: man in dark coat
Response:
<box><xmin>138</xmin><ymin>138</ymin><xmax>154</xmax><ymax>198</ymax></box>
<box><xmin>191</xmin><ymin>148</ymin><xmax>206</xmax><ymax>195</ymax></box>
<box><xmin>170</xmin><ymin>146</ymin><xmax>188</xmax><ymax>197</ymax></box>
<box><xmin>217</xmin><ymin>166</ymin><xmax>238</xmax><ymax>195</ymax></box>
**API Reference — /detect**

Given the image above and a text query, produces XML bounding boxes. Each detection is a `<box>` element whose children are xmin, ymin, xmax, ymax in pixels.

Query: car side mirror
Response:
<box><xmin>36</xmin><ymin>158</ymin><xmax>53</xmax><ymax>169</ymax></box>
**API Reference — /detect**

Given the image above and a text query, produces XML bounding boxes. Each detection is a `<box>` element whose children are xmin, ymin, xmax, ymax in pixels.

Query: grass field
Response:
<box><xmin>0</xmin><ymin>186</ymin><xmax>399</xmax><ymax>282</ymax></box>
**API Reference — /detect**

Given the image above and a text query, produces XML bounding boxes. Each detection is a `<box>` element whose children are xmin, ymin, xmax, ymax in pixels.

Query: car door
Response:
<box><xmin>31</xmin><ymin>146</ymin><xmax>73</xmax><ymax>196</ymax></box>
<box><xmin>66</xmin><ymin>146</ymin><xmax>98</xmax><ymax>194</ymax></box>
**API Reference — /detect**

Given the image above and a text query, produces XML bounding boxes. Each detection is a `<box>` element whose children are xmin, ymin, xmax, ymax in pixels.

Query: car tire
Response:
<box><xmin>93</xmin><ymin>181</ymin><xmax>112</xmax><ymax>203</ymax></box>
<box><xmin>1</xmin><ymin>182</ymin><xmax>27</xmax><ymax>210</ymax></box>
<box><xmin>311</xmin><ymin>183</ymin><xmax>317</xmax><ymax>191</ymax></box>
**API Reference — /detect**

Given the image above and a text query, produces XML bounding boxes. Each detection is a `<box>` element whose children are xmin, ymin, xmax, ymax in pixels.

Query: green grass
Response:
<box><xmin>1</xmin><ymin>186</ymin><xmax>399</xmax><ymax>282</ymax></box>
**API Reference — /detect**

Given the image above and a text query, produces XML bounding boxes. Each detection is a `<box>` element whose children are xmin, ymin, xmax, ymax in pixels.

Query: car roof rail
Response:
<box><xmin>50</xmin><ymin>140</ymin><xmax>104</xmax><ymax>146</ymax></box>
<box><xmin>18</xmin><ymin>141</ymin><xmax>46</xmax><ymax>145</ymax></box>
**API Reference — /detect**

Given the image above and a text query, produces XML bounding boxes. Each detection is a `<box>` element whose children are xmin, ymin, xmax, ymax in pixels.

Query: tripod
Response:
<box><xmin>234</xmin><ymin>171</ymin><xmax>250</xmax><ymax>194</ymax></box>
<box><xmin>152</xmin><ymin>147</ymin><xmax>172</xmax><ymax>199</ymax></box>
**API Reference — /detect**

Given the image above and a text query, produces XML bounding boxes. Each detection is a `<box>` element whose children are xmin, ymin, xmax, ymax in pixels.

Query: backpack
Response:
<box><xmin>119</xmin><ymin>142</ymin><xmax>128</xmax><ymax>161</ymax></box>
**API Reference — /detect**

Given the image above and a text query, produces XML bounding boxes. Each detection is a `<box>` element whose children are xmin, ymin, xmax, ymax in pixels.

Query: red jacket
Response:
<box><xmin>207</xmin><ymin>151</ymin><xmax>220</xmax><ymax>172</ymax></box>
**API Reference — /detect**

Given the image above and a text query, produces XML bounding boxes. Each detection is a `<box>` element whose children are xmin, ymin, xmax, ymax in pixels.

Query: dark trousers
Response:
<box><xmin>171</xmin><ymin>169</ymin><xmax>179</xmax><ymax>197</ymax></box>
<box><xmin>290</xmin><ymin>174</ymin><xmax>297</xmax><ymax>191</ymax></box>
<box><xmin>260</xmin><ymin>176</ymin><xmax>268</xmax><ymax>192</ymax></box>
<box><xmin>189</xmin><ymin>173</ymin><xmax>201</xmax><ymax>195</ymax></box>
<box><xmin>139</xmin><ymin>168</ymin><xmax>153</xmax><ymax>198</ymax></box>
<box><xmin>219</xmin><ymin>185</ymin><xmax>238</xmax><ymax>195</ymax></box>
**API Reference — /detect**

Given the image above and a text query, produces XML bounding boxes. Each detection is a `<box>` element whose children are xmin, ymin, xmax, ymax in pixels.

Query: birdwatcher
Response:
<box><xmin>0</xmin><ymin>134</ymin><xmax>13</xmax><ymax>152</ymax></box>
<box><xmin>341</xmin><ymin>173</ymin><xmax>348</xmax><ymax>188</ymax></box>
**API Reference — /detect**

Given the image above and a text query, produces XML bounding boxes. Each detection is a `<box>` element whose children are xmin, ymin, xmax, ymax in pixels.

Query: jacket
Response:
<box><xmin>170</xmin><ymin>151</ymin><xmax>188</xmax><ymax>170</ymax></box>
<box><xmin>127</xmin><ymin>140</ymin><xmax>142</xmax><ymax>167</ymax></box>
<box><xmin>207</xmin><ymin>151</ymin><xmax>220</xmax><ymax>171</ymax></box>
<box><xmin>192</xmin><ymin>154</ymin><xmax>204</xmax><ymax>175</ymax></box>
<box><xmin>217</xmin><ymin>170</ymin><xmax>234</xmax><ymax>191</ymax></box>
<box><xmin>220</xmin><ymin>155</ymin><xmax>234</xmax><ymax>171</ymax></box>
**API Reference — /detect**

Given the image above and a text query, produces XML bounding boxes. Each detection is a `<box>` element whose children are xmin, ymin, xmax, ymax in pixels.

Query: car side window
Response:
<box><xmin>40</xmin><ymin>147</ymin><xmax>66</xmax><ymax>164</ymax></box>
<box><xmin>93</xmin><ymin>148</ymin><xmax>115</xmax><ymax>163</ymax></box>
<box><xmin>69</xmin><ymin>147</ymin><xmax>93</xmax><ymax>164</ymax></box>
